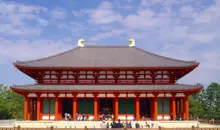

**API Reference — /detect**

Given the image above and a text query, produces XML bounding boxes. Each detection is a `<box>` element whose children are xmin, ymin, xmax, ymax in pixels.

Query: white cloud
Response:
<box><xmin>0</xmin><ymin>38</ymin><xmax>75</xmax><ymax>64</ymax></box>
<box><xmin>72</xmin><ymin>9</ymin><xmax>93</xmax><ymax>17</ymax></box>
<box><xmin>123</xmin><ymin>9</ymin><xmax>160</xmax><ymax>30</ymax></box>
<box><xmin>89</xmin><ymin>1</ymin><xmax>122</xmax><ymax>24</ymax></box>
<box><xmin>140</xmin><ymin>0</ymin><xmax>163</xmax><ymax>6</ymax></box>
<box><xmin>89</xmin><ymin>29</ymin><xmax>124</xmax><ymax>41</ymax></box>
<box><xmin>0</xmin><ymin>1</ymin><xmax>47</xmax><ymax>14</ymax></box>
<box><xmin>51</xmin><ymin>8</ymin><xmax>66</xmax><ymax>19</ymax></box>
<box><xmin>0</xmin><ymin>1</ymin><xmax>48</xmax><ymax>36</ymax></box>
<box><xmin>0</xmin><ymin>24</ymin><xmax>41</xmax><ymax>36</ymax></box>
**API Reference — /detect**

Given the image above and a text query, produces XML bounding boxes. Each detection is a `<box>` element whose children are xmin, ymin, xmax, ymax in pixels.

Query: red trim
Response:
<box><xmin>14</xmin><ymin>64</ymin><xmax>198</xmax><ymax>85</ymax></box>
<box><xmin>11</xmin><ymin>87</ymin><xmax>203</xmax><ymax>94</ymax></box>
<box><xmin>15</xmin><ymin>64</ymin><xmax>199</xmax><ymax>70</ymax></box>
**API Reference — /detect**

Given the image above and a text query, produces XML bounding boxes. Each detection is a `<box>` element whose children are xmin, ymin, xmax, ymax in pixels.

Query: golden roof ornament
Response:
<box><xmin>78</xmin><ymin>39</ymin><xmax>85</xmax><ymax>47</ymax></box>
<box><xmin>128</xmin><ymin>39</ymin><xmax>135</xmax><ymax>47</ymax></box>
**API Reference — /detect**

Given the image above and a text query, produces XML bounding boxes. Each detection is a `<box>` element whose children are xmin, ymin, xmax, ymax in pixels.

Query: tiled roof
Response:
<box><xmin>11</xmin><ymin>84</ymin><xmax>201</xmax><ymax>92</ymax></box>
<box><xmin>14</xmin><ymin>46</ymin><xmax>199</xmax><ymax>68</ymax></box>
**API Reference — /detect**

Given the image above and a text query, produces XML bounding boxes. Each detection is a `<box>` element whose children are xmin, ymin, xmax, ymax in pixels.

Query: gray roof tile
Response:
<box><xmin>11</xmin><ymin>84</ymin><xmax>201</xmax><ymax>91</ymax></box>
<box><xmin>14</xmin><ymin>46</ymin><xmax>199</xmax><ymax>68</ymax></box>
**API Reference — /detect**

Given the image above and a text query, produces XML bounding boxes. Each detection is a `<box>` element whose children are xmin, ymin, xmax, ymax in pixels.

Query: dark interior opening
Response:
<box><xmin>140</xmin><ymin>98</ymin><xmax>151</xmax><ymax>118</ymax></box>
<box><xmin>62</xmin><ymin>98</ymin><xmax>73</xmax><ymax>117</ymax></box>
<box><xmin>30</xmin><ymin>98</ymin><xmax>37</xmax><ymax>120</ymax></box>
<box><xmin>99</xmin><ymin>98</ymin><xmax>113</xmax><ymax>114</ymax></box>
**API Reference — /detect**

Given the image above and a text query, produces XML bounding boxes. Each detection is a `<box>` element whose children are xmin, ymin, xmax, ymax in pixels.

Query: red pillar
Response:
<box><xmin>94</xmin><ymin>96</ymin><xmax>98</xmax><ymax>121</ymax></box>
<box><xmin>55</xmin><ymin>94</ymin><xmax>59</xmax><ymax>120</ymax></box>
<box><xmin>24</xmin><ymin>95</ymin><xmax>28</xmax><ymax>120</ymax></box>
<box><xmin>135</xmin><ymin>92</ymin><xmax>140</xmax><ymax>120</ymax></box>
<box><xmin>171</xmin><ymin>93</ymin><xmax>176</xmax><ymax>120</ymax></box>
<box><xmin>153</xmin><ymin>93</ymin><xmax>158</xmax><ymax>120</ymax></box>
<box><xmin>36</xmin><ymin>93</ymin><xmax>41</xmax><ymax>120</ymax></box>
<box><xmin>114</xmin><ymin>92</ymin><xmax>119</xmax><ymax>120</ymax></box>
<box><xmin>27</xmin><ymin>97</ymin><xmax>30</xmax><ymax>120</ymax></box>
<box><xmin>93</xmin><ymin>92</ymin><xmax>99</xmax><ymax>121</ymax></box>
<box><xmin>72</xmin><ymin>92</ymin><xmax>78</xmax><ymax>121</ymax></box>
<box><xmin>184</xmin><ymin>94</ymin><xmax>189</xmax><ymax>120</ymax></box>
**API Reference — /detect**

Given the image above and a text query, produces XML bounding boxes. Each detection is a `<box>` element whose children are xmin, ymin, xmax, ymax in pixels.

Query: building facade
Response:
<box><xmin>11</xmin><ymin>41</ymin><xmax>202</xmax><ymax>121</ymax></box>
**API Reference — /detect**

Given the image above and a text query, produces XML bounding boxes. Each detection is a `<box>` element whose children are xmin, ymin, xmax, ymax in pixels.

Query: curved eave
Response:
<box><xmin>13</xmin><ymin>63</ymin><xmax>199</xmax><ymax>70</ymax></box>
<box><xmin>10</xmin><ymin>85</ymin><xmax>203</xmax><ymax>95</ymax></box>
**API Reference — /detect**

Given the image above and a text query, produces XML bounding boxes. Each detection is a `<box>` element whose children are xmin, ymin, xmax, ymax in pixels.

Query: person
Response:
<box><xmin>145</xmin><ymin>122</ymin><xmax>150</xmax><ymax>128</ymax></box>
<box><xmin>78</xmin><ymin>114</ymin><xmax>82</xmax><ymax>121</ymax></box>
<box><xmin>110</xmin><ymin>121</ymin><xmax>115</xmax><ymax>128</ymax></box>
<box><xmin>87</xmin><ymin>115</ymin><xmax>89</xmax><ymax>121</ymax></box>
<box><xmin>67</xmin><ymin>114</ymin><xmax>70</xmax><ymax>121</ymax></box>
<box><xmin>68</xmin><ymin>114</ymin><xmax>72</xmax><ymax>121</ymax></box>
<box><xmin>82</xmin><ymin>114</ymin><xmax>85</xmax><ymax>121</ymax></box>
<box><xmin>76</xmin><ymin>113</ymin><xmax>79</xmax><ymax>121</ymax></box>
<box><xmin>115</xmin><ymin>119</ymin><xmax>123</xmax><ymax>128</ymax></box>
<box><xmin>135</xmin><ymin>122</ymin><xmax>140</xmax><ymax>128</ymax></box>
<box><xmin>151</xmin><ymin>123</ymin><xmax>154</xmax><ymax>128</ymax></box>
<box><xmin>122</xmin><ymin>121</ymin><xmax>125</xmax><ymax>128</ymax></box>
<box><xmin>112</xmin><ymin>114</ymin><xmax>114</xmax><ymax>121</ymax></box>
<box><xmin>100</xmin><ymin>121</ymin><xmax>107</xmax><ymax>128</ymax></box>
<box><xmin>127</xmin><ymin>121</ymin><xmax>132</xmax><ymax>128</ymax></box>
<box><xmin>100</xmin><ymin>114</ymin><xmax>103</xmax><ymax>121</ymax></box>
<box><xmin>133</xmin><ymin>115</ymin><xmax>136</xmax><ymax>121</ymax></box>
<box><xmin>64</xmin><ymin>113</ymin><xmax>68</xmax><ymax>121</ymax></box>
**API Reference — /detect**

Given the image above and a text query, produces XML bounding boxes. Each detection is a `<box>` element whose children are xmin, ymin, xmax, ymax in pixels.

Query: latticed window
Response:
<box><xmin>43</xmin><ymin>98</ymin><xmax>55</xmax><ymax>114</ymax></box>
<box><xmin>119</xmin><ymin>98</ymin><xmax>134</xmax><ymax>114</ymax></box>
<box><xmin>78</xmin><ymin>98</ymin><xmax>94</xmax><ymax>114</ymax></box>
<box><xmin>157</xmin><ymin>98</ymin><xmax>170</xmax><ymax>114</ymax></box>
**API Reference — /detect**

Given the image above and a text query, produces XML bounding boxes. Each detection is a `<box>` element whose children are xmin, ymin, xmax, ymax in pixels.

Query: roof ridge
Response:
<box><xmin>134</xmin><ymin>47</ymin><xmax>199</xmax><ymax>64</ymax></box>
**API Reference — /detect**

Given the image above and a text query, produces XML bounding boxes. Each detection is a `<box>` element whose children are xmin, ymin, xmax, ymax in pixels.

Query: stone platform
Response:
<box><xmin>11</xmin><ymin>121</ymin><xmax>202</xmax><ymax>128</ymax></box>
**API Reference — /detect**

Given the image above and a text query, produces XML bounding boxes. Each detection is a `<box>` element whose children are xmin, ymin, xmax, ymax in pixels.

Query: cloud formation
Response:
<box><xmin>0</xmin><ymin>0</ymin><xmax>220</xmax><ymax>85</ymax></box>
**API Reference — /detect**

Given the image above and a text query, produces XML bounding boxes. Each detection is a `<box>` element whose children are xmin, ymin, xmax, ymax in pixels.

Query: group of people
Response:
<box><xmin>76</xmin><ymin>113</ymin><xmax>90</xmax><ymax>121</ymax></box>
<box><xmin>100</xmin><ymin>119</ymin><xmax>154</xmax><ymax>128</ymax></box>
<box><xmin>100</xmin><ymin>113</ymin><xmax>114</xmax><ymax>121</ymax></box>
<box><xmin>64</xmin><ymin>113</ymin><xmax>72</xmax><ymax>121</ymax></box>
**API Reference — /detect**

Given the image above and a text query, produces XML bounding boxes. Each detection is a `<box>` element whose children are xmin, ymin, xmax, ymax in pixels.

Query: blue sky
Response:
<box><xmin>0</xmin><ymin>0</ymin><xmax>220</xmax><ymax>86</ymax></box>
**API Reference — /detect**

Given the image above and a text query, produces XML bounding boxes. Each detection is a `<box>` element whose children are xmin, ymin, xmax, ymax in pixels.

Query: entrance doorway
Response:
<box><xmin>140</xmin><ymin>98</ymin><xmax>151</xmax><ymax>118</ymax></box>
<box><xmin>99</xmin><ymin>98</ymin><xmax>113</xmax><ymax>114</ymax></box>
<box><xmin>30</xmin><ymin>98</ymin><xmax>37</xmax><ymax>120</ymax></box>
<box><xmin>62</xmin><ymin>99</ymin><xmax>73</xmax><ymax>118</ymax></box>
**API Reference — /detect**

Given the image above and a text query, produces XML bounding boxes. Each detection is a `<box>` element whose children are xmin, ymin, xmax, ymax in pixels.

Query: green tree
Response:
<box><xmin>189</xmin><ymin>96</ymin><xmax>205</xmax><ymax>118</ymax></box>
<box><xmin>0</xmin><ymin>84</ymin><xmax>24</xmax><ymax>119</ymax></box>
<box><xmin>202</xmin><ymin>82</ymin><xmax>220</xmax><ymax>120</ymax></box>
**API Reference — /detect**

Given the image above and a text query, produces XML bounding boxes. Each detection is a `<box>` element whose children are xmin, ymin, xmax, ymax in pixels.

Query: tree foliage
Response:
<box><xmin>189</xmin><ymin>82</ymin><xmax>220</xmax><ymax>120</ymax></box>
<box><xmin>0</xmin><ymin>84</ymin><xmax>24</xmax><ymax>119</ymax></box>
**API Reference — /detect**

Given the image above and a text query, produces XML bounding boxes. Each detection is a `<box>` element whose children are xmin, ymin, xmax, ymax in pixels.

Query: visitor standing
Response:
<box><xmin>100</xmin><ymin>121</ymin><xmax>107</xmax><ymax>128</ymax></box>
<box><xmin>82</xmin><ymin>114</ymin><xmax>85</xmax><ymax>121</ymax></box>
<box><xmin>76</xmin><ymin>113</ymin><xmax>79</xmax><ymax>121</ymax></box>
<box><xmin>127</xmin><ymin>121</ymin><xmax>132</xmax><ymax>128</ymax></box>
<box><xmin>115</xmin><ymin>119</ymin><xmax>123</xmax><ymax>128</ymax></box>
<box><xmin>135</xmin><ymin>122</ymin><xmax>140</xmax><ymax>128</ymax></box>
<box><xmin>64</xmin><ymin>113</ymin><xmax>68</xmax><ymax>121</ymax></box>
